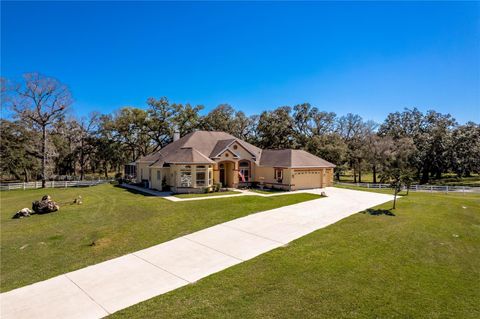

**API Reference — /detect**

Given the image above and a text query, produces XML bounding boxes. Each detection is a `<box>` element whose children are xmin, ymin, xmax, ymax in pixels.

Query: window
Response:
<box><xmin>239</xmin><ymin>161</ymin><xmax>250</xmax><ymax>182</ymax></box>
<box><xmin>180</xmin><ymin>166</ymin><xmax>192</xmax><ymax>187</ymax></box>
<box><xmin>274</xmin><ymin>168</ymin><xmax>283</xmax><ymax>182</ymax></box>
<box><xmin>157</xmin><ymin>170</ymin><xmax>161</xmax><ymax>180</ymax></box>
<box><xmin>195</xmin><ymin>165</ymin><xmax>208</xmax><ymax>187</ymax></box>
<box><xmin>196</xmin><ymin>171</ymin><xmax>206</xmax><ymax>186</ymax></box>
<box><xmin>233</xmin><ymin>144</ymin><xmax>238</xmax><ymax>150</ymax></box>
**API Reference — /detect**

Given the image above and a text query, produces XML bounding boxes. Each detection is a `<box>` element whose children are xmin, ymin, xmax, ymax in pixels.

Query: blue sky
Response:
<box><xmin>2</xmin><ymin>1</ymin><xmax>479</xmax><ymax>123</ymax></box>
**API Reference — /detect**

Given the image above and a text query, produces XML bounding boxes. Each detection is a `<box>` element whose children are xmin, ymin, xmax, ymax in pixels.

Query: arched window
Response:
<box><xmin>239</xmin><ymin>161</ymin><xmax>250</xmax><ymax>182</ymax></box>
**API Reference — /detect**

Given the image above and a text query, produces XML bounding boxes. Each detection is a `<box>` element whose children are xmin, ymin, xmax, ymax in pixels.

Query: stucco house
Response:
<box><xmin>135</xmin><ymin>131</ymin><xmax>335</xmax><ymax>193</ymax></box>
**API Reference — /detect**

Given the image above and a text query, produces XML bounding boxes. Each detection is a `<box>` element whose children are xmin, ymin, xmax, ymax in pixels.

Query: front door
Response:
<box><xmin>219</xmin><ymin>164</ymin><xmax>225</xmax><ymax>186</ymax></box>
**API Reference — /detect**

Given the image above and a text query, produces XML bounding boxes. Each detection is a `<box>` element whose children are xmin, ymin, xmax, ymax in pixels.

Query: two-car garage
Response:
<box><xmin>291</xmin><ymin>168</ymin><xmax>334</xmax><ymax>190</ymax></box>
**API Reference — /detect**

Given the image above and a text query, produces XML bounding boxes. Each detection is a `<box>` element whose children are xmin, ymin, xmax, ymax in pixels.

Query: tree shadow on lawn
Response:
<box><xmin>114</xmin><ymin>185</ymin><xmax>156</xmax><ymax>197</ymax></box>
<box><xmin>361</xmin><ymin>208</ymin><xmax>396</xmax><ymax>216</ymax></box>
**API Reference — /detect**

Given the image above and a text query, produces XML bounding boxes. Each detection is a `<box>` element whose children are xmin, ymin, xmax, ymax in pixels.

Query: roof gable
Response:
<box><xmin>260</xmin><ymin>149</ymin><xmax>335</xmax><ymax>168</ymax></box>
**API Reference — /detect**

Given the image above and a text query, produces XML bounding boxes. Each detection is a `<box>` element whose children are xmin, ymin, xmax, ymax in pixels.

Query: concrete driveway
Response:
<box><xmin>1</xmin><ymin>187</ymin><xmax>394</xmax><ymax>319</ymax></box>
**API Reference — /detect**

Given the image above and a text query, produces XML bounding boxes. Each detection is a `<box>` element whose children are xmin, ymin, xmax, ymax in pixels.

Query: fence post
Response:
<box><xmin>65</xmin><ymin>181</ymin><xmax>67</xmax><ymax>188</ymax></box>
<box><xmin>446</xmin><ymin>186</ymin><xmax>448</xmax><ymax>194</ymax></box>
<box><xmin>379</xmin><ymin>184</ymin><xmax>382</xmax><ymax>189</ymax></box>
<box><xmin>415</xmin><ymin>185</ymin><xmax>418</xmax><ymax>192</ymax></box>
<box><xmin>367</xmin><ymin>183</ymin><xmax>370</xmax><ymax>188</ymax></box>
<box><xmin>463</xmin><ymin>186</ymin><xmax>465</xmax><ymax>195</ymax></box>
<box><xmin>23</xmin><ymin>182</ymin><xmax>26</xmax><ymax>190</ymax></box>
<box><xmin>430</xmin><ymin>185</ymin><xmax>433</xmax><ymax>193</ymax></box>
<box><xmin>7</xmin><ymin>184</ymin><xmax>10</xmax><ymax>191</ymax></box>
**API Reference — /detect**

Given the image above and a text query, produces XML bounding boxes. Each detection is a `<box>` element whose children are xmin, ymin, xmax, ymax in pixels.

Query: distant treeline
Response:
<box><xmin>1</xmin><ymin>73</ymin><xmax>479</xmax><ymax>185</ymax></box>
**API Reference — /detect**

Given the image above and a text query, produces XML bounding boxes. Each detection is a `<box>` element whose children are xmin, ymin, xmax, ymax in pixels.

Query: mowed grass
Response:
<box><xmin>0</xmin><ymin>184</ymin><xmax>320</xmax><ymax>292</ymax></box>
<box><xmin>174</xmin><ymin>190</ymin><xmax>241</xmax><ymax>198</ymax></box>
<box><xmin>249</xmin><ymin>188</ymin><xmax>287</xmax><ymax>195</ymax></box>
<box><xmin>111</xmin><ymin>190</ymin><xmax>480</xmax><ymax>318</ymax></box>
<box><xmin>339</xmin><ymin>171</ymin><xmax>480</xmax><ymax>186</ymax></box>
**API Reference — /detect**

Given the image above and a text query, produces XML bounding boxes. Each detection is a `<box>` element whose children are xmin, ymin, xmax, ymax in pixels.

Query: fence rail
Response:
<box><xmin>0</xmin><ymin>180</ymin><xmax>112</xmax><ymax>191</ymax></box>
<box><xmin>335</xmin><ymin>182</ymin><xmax>480</xmax><ymax>193</ymax></box>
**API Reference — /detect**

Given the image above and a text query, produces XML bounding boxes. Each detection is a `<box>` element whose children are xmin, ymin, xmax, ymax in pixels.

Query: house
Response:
<box><xmin>135</xmin><ymin>131</ymin><xmax>335</xmax><ymax>193</ymax></box>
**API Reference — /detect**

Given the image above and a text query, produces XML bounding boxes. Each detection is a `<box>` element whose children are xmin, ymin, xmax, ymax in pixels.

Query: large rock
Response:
<box><xmin>12</xmin><ymin>208</ymin><xmax>33</xmax><ymax>219</ymax></box>
<box><xmin>32</xmin><ymin>195</ymin><xmax>60</xmax><ymax>214</ymax></box>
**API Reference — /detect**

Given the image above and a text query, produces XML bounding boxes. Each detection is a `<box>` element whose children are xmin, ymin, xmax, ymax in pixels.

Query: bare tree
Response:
<box><xmin>78</xmin><ymin>113</ymin><xmax>100</xmax><ymax>180</ymax></box>
<box><xmin>6</xmin><ymin>73</ymin><xmax>72</xmax><ymax>187</ymax></box>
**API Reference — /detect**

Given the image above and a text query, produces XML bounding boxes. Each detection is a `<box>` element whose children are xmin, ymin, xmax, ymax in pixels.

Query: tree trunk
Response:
<box><xmin>80</xmin><ymin>139</ymin><xmax>85</xmax><ymax>181</ymax></box>
<box><xmin>358</xmin><ymin>166</ymin><xmax>362</xmax><ymax>183</ymax></box>
<box><xmin>372</xmin><ymin>165</ymin><xmax>377</xmax><ymax>183</ymax></box>
<box><xmin>41</xmin><ymin>125</ymin><xmax>47</xmax><ymax>188</ymax></box>
<box><xmin>23</xmin><ymin>168</ymin><xmax>29</xmax><ymax>183</ymax></box>
<box><xmin>104</xmin><ymin>161</ymin><xmax>108</xmax><ymax>179</ymax></box>
<box><xmin>393</xmin><ymin>185</ymin><xmax>398</xmax><ymax>209</ymax></box>
<box><xmin>420</xmin><ymin>168</ymin><xmax>429</xmax><ymax>184</ymax></box>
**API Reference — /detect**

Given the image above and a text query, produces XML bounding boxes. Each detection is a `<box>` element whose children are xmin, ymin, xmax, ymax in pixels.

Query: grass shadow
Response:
<box><xmin>362</xmin><ymin>208</ymin><xmax>396</xmax><ymax>216</ymax></box>
<box><xmin>114</xmin><ymin>184</ymin><xmax>156</xmax><ymax>197</ymax></box>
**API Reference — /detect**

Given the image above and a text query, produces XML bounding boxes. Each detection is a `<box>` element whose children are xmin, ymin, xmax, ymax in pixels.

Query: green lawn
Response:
<box><xmin>339</xmin><ymin>171</ymin><xmax>480</xmax><ymax>186</ymax></box>
<box><xmin>174</xmin><ymin>190</ymin><xmax>241</xmax><ymax>198</ymax></box>
<box><xmin>0</xmin><ymin>184</ymin><xmax>320</xmax><ymax>292</ymax></box>
<box><xmin>249</xmin><ymin>188</ymin><xmax>287</xmax><ymax>195</ymax></box>
<box><xmin>111</xmin><ymin>190</ymin><xmax>480</xmax><ymax>318</ymax></box>
<box><xmin>338</xmin><ymin>172</ymin><xmax>375</xmax><ymax>183</ymax></box>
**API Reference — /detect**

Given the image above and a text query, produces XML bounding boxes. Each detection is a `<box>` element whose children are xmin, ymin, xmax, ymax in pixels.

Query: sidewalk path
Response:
<box><xmin>1</xmin><ymin>187</ymin><xmax>394</xmax><ymax>319</ymax></box>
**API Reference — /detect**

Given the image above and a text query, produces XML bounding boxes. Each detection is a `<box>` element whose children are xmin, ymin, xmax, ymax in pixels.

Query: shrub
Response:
<box><xmin>203</xmin><ymin>186</ymin><xmax>214</xmax><ymax>193</ymax></box>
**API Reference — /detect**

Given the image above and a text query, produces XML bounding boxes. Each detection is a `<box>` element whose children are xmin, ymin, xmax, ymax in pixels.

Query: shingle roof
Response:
<box><xmin>259</xmin><ymin>149</ymin><xmax>336</xmax><ymax>168</ymax></box>
<box><xmin>209</xmin><ymin>139</ymin><xmax>236</xmax><ymax>157</ymax></box>
<box><xmin>149</xmin><ymin>147</ymin><xmax>215</xmax><ymax>167</ymax></box>
<box><xmin>136</xmin><ymin>131</ymin><xmax>262</xmax><ymax>165</ymax></box>
<box><xmin>137</xmin><ymin>131</ymin><xmax>334</xmax><ymax>168</ymax></box>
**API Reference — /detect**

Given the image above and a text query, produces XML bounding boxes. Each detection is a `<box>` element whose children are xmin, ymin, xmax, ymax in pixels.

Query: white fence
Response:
<box><xmin>335</xmin><ymin>182</ymin><xmax>480</xmax><ymax>194</ymax></box>
<box><xmin>0</xmin><ymin>180</ymin><xmax>112</xmax><ymax>191</ymax></box>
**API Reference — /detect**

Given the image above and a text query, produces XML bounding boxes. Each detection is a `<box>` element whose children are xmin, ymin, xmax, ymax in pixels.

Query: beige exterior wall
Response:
<box><xmin>324</xmin><ymin>168</ymin><xmax>334</xmax><ymax>186</ymax></box>
<box><xmin>168</xmin><ymin>164</ymin><xmax>214</xmax><ymax>193</ymax></box>
<box><xmin>255</xmin><ymin>166</ymin><xmax>292</xmax><ymax>190</ymax></box>
<box><xmin>150</xmin><ymin>167</ymin><xmax>171</xmax><ymax>191</ymax></box>
<box><xmin>136</xmin><ymin>162</ymin><xmax>151</xmax><ymax>183</ymax></box>
<box><xmin>136</xmin><ymin>141</ymin><xmax>334</xmax><ymax>192</ymax></box>
<box><xmin>212</xmin><ymin>142</ymin><xmax>257</xmax><ymax>188</ymax></box>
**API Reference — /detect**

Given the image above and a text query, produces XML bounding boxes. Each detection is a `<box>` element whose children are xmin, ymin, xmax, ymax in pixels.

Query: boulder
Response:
<box><xmin>32</xmin><ymin>195</ymin><xmax>60</xmax><ymax>214</ymax></box>
<box><xmin>12</xmin><ymin>208</ymin><xmax>33</xmax><ymax>219</ymax></box>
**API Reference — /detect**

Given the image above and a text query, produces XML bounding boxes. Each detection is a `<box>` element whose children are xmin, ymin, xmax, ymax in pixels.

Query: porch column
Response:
<box><xmin>192</xmin><ymin>165</ymin><xmax>197</xmax><ymax>187</ymax></box>
<box><xmin>232</xmin><ymin>161</ymin><xmax>239</xmax><ymax>188</ymax></box>
<box><xmin>213</xmin><ymin>163</ymin><xmax>219</xmax><ymax>185</ymax></box>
